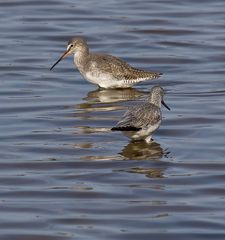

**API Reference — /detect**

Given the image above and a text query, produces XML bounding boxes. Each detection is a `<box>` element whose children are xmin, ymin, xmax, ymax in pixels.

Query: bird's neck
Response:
<box><xmin>148</xmin><ymin>95</ymin><xmax>161</xmax><ymax>108</ymax></box>
<box><xmin>74</xmin><ymin>45</ymin><xmax>89</xmax><ymax>71</ymax></box>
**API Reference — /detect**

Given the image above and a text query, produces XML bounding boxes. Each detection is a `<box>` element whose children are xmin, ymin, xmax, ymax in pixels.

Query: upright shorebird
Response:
<box><xmin>50</xmin><ymin>37</ymin><xmax>162</xmax><ymax>89</ymax></box>
<box><xmin>111</xmin><ymin>86</ymin><xmax>170</xmax><ymax>143</ymax></box>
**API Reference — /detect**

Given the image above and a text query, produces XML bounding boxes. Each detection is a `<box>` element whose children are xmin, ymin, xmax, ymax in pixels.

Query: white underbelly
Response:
<box><xmin>83</xmin><ymin>72</ymin><xmax>133</xmax><ymax>89</ymax></box>
<box><xmin>124</xmin><ymin>121</ymin><xmax>161</xmax><ymax>141</ymax></box>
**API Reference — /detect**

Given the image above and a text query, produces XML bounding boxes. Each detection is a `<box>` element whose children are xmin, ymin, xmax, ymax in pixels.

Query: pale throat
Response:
<box><xmin>74</xmin><ymin>50</ymin><xmax>88</xmax><ymax>70</ymax></box>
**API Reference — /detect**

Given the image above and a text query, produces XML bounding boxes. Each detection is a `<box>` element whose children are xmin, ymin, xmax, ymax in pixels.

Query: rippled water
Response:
<box><xmin>1</xmin><ymin>0</ymin><xmax>225</xmax><ymax>239</ymax></box>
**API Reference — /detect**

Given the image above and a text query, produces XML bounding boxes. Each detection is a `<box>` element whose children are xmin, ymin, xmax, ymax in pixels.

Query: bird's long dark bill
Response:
<box><xmin>162</xmin><ymin>100</ymin><xmax>170</xmax><ymax>110</ymax></box>
<box><xmin>50</xmin><ymin>50</ymin><xmax>70</xmax><ymax>70</ymax></box>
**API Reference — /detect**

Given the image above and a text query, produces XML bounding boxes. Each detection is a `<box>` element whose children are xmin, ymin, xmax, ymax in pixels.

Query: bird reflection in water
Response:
<box><xmin>84</xmin><ymin>88</ymin><xmax>145</xmax><ymax>103</ymax></box>
<box><xmin>119</xmin><ymin>140</ymin><xmax>170</xmax><ymax>178</ymax></box>
<box><xmin>120</xmin><ymin>140</ymin><xmax>167</xmax><ymax>160</ymax></box>
<box><xmin>75</xmin><ymin>88</ymin><xmax>146</xmax><ymax>131</ymax></box>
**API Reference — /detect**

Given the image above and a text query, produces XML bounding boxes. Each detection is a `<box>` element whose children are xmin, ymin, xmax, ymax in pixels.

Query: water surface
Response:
<box><xmin>1</xmin><ymin>0</ymin><xmax>225</xmax><ymax>239</ymax></box>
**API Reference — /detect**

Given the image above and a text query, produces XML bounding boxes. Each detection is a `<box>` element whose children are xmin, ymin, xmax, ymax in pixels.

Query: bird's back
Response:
<box><xmin>112</xmin><ymin>102</ymin><xmax>161</xmax><ymax>131</ymax></box>
<box><xmin>84</xmin><ymin>53</ymin><xmax>161</xmax><ymax>83</ymax></box>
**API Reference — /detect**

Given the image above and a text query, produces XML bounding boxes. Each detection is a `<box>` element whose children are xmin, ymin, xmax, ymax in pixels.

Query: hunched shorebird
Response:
<box><xmin>111</xmin><ymin>86</ymin><xmax>170</xmax><ymax>143</ymax></box>
<box><xmin>50</xmin><ymin>37</ymin><xmax>162</xmax><ymax>89</ymax></box>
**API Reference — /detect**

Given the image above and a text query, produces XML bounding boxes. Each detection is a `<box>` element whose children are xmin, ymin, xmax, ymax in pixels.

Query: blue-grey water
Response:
<box><xmin>1</xmin><ymin>0</ymin><xmax>225</xmax><ymax>239</ymax></box>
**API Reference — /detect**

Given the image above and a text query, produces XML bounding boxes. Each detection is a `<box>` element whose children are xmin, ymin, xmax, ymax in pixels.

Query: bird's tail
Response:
<box><xmin>145</xmin><ymin>71</ymin><xmax>162</xmax><ymax>80</ymax></box>
<box><xmin>111</xmin><ymin>126</ymin><xmax>141</xmax><ymax>131</ymax></box>
<box><xmin>132</xmin><ymin>68</ymin><xmax>163</xmax><ymax>82</ymax></box>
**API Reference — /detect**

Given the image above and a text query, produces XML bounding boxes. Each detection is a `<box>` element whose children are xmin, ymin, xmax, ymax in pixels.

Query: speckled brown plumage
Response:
<box><xmin>111</xmin><ymin>86</ymin><xmax>170</xmax><ymax>142</ymax></box>
<box><xmin>50</xmin><ymin>37</ymin><xmax>162</xmax><ymax>89</ymax></box>
<box><xmin>111</xmin><ymin>102</ymin><xmax>161</xmax><ymax>131</ymax></box>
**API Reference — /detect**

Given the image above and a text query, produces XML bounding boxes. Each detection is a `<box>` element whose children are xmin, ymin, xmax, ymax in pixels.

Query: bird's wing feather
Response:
<box><xmin>88</xmin><ymin>54</ymin><xmax>161</xmax><ymax>81</ymax></box>
<box><xmin>112</xmin><ymin>103</ymin><xmax>161</xmax><ymax>131</ymax></box>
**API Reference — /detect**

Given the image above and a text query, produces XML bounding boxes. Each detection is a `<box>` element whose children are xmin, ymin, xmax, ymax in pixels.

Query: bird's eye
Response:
<box><xmin>70</xmin><ymin>44</ymin><xmax>73</xmax><ymax>47</ymax></box>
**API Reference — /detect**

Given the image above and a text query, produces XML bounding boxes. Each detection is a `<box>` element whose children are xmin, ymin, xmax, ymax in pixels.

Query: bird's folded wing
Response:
<box><xmin>89</xmin><ymin>54</ymin><xmax>161</xmax><ymax>82</ymax></box>
<box><xmin>92</xmin><ymin>54</ymin><xmax>146</xmax><ymax>81</ymax></box>
<box><xmin>111</xmin><ymin>103</ymin><xmax>160</xmax><ymax>131</ymax></box>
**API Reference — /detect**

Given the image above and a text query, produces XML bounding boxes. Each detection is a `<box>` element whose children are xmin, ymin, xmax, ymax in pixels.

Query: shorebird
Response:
<box><xmin>111</xmin><ymin>86</ymin><xmax>170</xmax><ymax>143</ymax></box>
<box><xmin>50</xmin><ymin>37</ymin><xmax>162</xmax><ymax>89</ymax></box>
